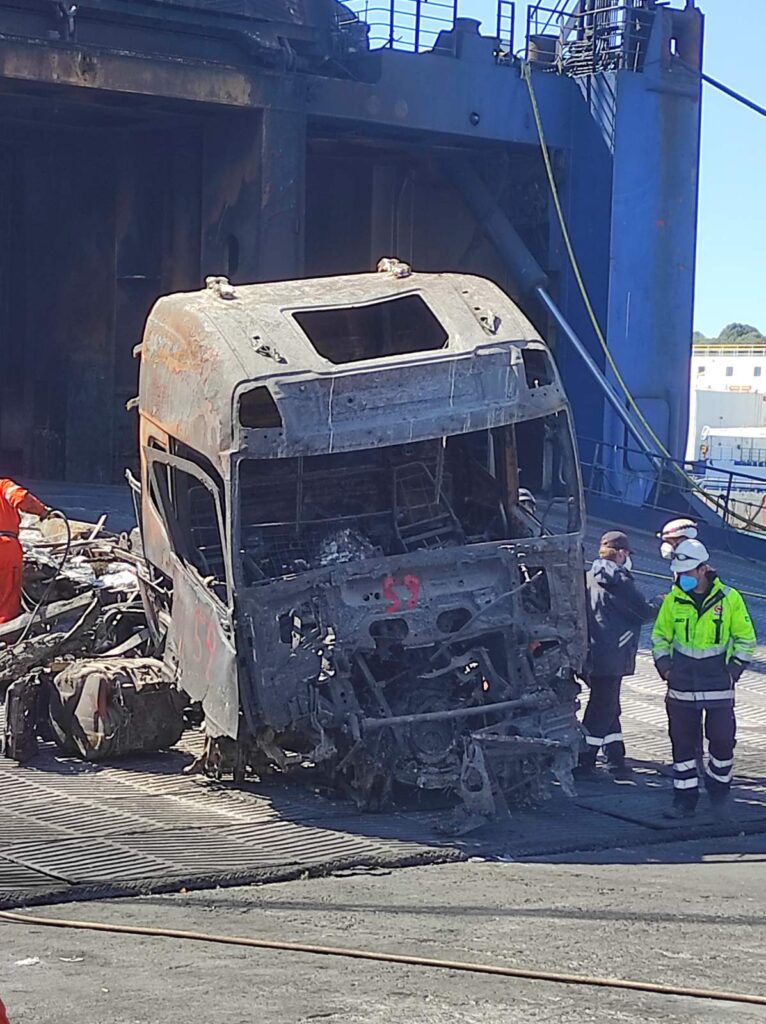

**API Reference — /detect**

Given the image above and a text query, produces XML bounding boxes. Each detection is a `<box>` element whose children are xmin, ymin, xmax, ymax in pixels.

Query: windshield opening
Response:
<box><xmin>237</xmin><ymin>411</ymin><xmax>580</xmax><ymax>584</ymax></box>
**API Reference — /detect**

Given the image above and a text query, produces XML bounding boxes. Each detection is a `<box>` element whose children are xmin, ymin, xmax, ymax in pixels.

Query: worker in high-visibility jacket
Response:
<box><xmin>0</xmin><ymin>478</ymin><xmax>48</xmax><ymax>624</ymax></box>
<box><xmin>652</xmin><ymin>539</ymin><xmax>756</xmax><ymax>819</ymax></box>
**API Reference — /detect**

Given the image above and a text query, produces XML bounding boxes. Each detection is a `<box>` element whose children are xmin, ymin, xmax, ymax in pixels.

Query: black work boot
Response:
<box><xmin>609</xmin><ymin>764</ymin><xmax>634</xmax><ymax>781</ymax></box>
<box><xmin>573</xmin><ymin>753</ymin><xmax>600</xmax><ymax>781</ymax></box>
<box><xmin>663</xmin><ymin>801</ymin><xmax>697</xmax><ymax>820</ymax></box>
<box><xmin>709</xmin><ymin>796</ymin><xmax>735</xmax><ymax>822</ymax></box>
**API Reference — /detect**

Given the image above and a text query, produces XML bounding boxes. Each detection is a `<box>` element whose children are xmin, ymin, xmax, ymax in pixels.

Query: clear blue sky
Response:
<box><xmin>457</xmin><ymin>0</ymin><xmax>766</xmax><ymax>338</ymax></box>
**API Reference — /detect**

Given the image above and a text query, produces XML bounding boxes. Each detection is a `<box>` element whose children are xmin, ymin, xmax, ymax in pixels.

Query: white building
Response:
<box><xmin>687</xmin><ymin>341</ymin><xmax>766</xmax><ymax>461</ymax></box>
<box><xmin>692</xmin><ymin>341</ymin><xmax>766</xmax><ymax>394</ymax></box>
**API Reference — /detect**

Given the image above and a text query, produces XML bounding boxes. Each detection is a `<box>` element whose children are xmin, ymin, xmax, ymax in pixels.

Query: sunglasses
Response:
<box><xmin>672</xmin><ymin>552</ymin><xmax>703</xmax><ymax>564</ymax></box>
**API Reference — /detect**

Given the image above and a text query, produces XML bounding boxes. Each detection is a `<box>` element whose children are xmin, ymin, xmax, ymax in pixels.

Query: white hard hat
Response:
<box><xmin>670</xmin><ymin>538</ymin><xmax>709</xmax><ymax>575</ymax></box>
<box><xmin>659</xmin><ymin>518</ymin><xmax>698</xmax><ymax>542</ymax></box>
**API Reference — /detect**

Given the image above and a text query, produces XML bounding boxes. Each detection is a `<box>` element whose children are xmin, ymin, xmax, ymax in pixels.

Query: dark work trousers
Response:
<box><xmin>581</xmin><ymin>675</ymin><xmax>625</xmax><ymax>767</ymax></box>
<box><xmin>667</xmin><ymin>701</ymin><xmax>736</xmax><ymax>808</ymax></box>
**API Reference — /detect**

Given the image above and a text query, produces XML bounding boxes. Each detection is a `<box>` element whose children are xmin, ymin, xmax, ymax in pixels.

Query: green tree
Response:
<box><xmin>718</xmin><ymin>323</ymin><xmax>764</xmax><ymax>344</ymax></box>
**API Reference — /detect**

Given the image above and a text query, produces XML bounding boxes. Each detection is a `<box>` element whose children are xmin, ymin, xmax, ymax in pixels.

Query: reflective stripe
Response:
<box><xmin>585</xmin><ymin>735</ymin><xmax>603</xmax><ymax>746</ymax></box>
<box><xmin>672</xmin><ymin>641</ymin><xmax>727</xmax><ymax>660</ymax></box>
<box><xmin>732</xmin><ymin>646</ymin><xmax>755</xmax><ymax>659</ymax></box>
<box><xmin>673</xmin><ymin>777</ymin><xmax>699</xmax><ymax>790</ymax></box>
<box><xmin>603</xmin><ymin>733</ymin><xmax>623</xmax><ymax>745</ymax></box>
<box><xmin>667</xmin><ymin>688</ymin><xmax>733</xmax><ymax>702</ymax></box>
<box><xmin>705</xmin><ymin>764</ymin><xmax>733</xmax><ymax>784</ymax></box>
<box><xmin>674</xmin><ymin>759</ymin><xmax>697</xmax><ymax>772</ymax></box>
<box><xmin>652</xmin><ymin>642</ymin><xmax>672</xmax><ymax>656</ymax></box>
<box><xmin>709</xmin><ymin>755</ymin><xmax>734</xmax><ymax>769</ymax></box>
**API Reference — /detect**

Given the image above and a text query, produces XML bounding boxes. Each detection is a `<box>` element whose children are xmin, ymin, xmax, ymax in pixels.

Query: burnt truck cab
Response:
<box><xmin>137</xmin><ymin>267</ymin><xmax>587</xmax><ymax>813</ymax></box>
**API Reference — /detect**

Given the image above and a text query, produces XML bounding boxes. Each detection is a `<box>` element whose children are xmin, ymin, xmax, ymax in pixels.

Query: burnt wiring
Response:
<box><xmin>13</xmin><ymin>510</ymin><xmax>72</xmax><ymax>648</ymax></box>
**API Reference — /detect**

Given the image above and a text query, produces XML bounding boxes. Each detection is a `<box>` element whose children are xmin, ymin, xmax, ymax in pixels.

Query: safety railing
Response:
<box><xmin>495</xmin><ymin>0</ymin><xmax>517</xmax><ymax>59</ymax></box>
<box><xmin>525</xmin><ymin>1</ymin><xmax>655</xmax><ymax>76</ymax></box>
<box><xmin>580</xmin><ymin>436</ymin><xmax>766</xmax><ymax>536</ymax></box>
<box><xmin>341</xmin><ymin>0</ymin><xmax>458</xmax><ymax>52</ymax></box>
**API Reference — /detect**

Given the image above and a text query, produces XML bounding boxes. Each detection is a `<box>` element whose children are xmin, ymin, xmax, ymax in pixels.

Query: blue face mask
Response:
<box><xmin>678</xmin><ymin>574</ymin><xmax>697</xmax><ymax>593</ymax></box>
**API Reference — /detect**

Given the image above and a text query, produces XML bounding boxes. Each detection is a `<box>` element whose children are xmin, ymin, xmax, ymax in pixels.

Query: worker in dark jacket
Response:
<box><xmin>578</xmin><ymin>530</ymin><xmax>657</xmax><ymax>778</ymax></box>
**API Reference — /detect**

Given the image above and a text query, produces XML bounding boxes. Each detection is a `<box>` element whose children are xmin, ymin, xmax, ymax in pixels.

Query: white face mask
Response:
<box><xmin>623</xmin><ymin>555</ymin><xmax>633</xmax><ymax>572</ymax></box>
<box><xmin>660</xmin><ymin>541</ymin><xmax>674</xmax><ymax>561</ymax></box>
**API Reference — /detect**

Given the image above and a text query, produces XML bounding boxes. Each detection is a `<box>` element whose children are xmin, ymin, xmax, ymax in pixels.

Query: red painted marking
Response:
<box><xmin>191</xmin><ymin>607</ymin><xmax>205</xmax><ymax>663</ymax></box>
<box><xmin>205</xmin><ymin>619</ymin><xmax>217</xmax><ymax>676</ymax></box>
<box><xmin>382</xmin><ymin>574</ymin><xmax>401</xmax><ymax>614</ymax></box>
<box><xmin>403</xmin><ymin>573</ymin><xmax>421</xmax><ymax>610</ymax></box>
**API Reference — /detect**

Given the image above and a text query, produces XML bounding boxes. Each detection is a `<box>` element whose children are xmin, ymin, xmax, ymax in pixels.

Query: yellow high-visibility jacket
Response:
<box><xmin>651</xmin><ymin>574</ymin><xmax>755</xmax><ymax>707</ymax></box>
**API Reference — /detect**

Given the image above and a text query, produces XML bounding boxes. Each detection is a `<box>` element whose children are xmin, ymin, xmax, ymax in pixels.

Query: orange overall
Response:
<box><xmin>0</xmin><ymin>479</ymin><xmax>46</xmax><ymax>624</ymax></box>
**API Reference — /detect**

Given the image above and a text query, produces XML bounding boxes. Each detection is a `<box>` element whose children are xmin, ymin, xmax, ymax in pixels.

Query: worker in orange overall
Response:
<box><xmin>0</xmin><ymin>479</ymin><xmax>49</xmax><ymax>624</ymax></box>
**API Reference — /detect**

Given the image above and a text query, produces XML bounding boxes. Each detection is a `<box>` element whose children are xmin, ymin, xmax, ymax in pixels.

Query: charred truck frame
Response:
<box><xmin>137</xmin><ymin>268</ymin><xmax>586</xmax><ymax>815</ymax></box>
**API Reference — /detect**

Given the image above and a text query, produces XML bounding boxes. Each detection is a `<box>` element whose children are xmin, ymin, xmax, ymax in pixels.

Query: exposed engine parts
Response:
<box><xmin>135</xmin><ymin>269</ymin><xmax>588</xmax><ymax>824</ymax></box>
<box><xmin>3</xmin><ymin>271</ymin><xmax>587</xmax><ymax>829</ymax></box>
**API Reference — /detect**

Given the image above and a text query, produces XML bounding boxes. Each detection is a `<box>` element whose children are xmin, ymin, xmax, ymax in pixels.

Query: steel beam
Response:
<box><xmin>0</xmin><ymin>36</ymin><xmax>302</xmax><ymax>111</ymax></box>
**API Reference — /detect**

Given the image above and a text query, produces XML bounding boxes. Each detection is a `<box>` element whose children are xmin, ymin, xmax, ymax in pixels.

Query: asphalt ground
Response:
<box><xmin>2</xmin><ymin>842</ymin><xmax>766</xmax><ymax>1024</ymax></box>
<box><xmin>1</xmin><ymin>490</ymin><xmax>764</xmax><ymax>1022</ymax></box>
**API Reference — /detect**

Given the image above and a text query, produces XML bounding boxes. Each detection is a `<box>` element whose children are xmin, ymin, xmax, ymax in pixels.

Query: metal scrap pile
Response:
<box><xmin>0</xmin><ymin>513</ymin><xmax>148</xmax><ymax>685</ymax></box>
<box><xmin>1</xmin><ymin>513</ymin><xmax>184</xmax><ymax>763</ymax></box>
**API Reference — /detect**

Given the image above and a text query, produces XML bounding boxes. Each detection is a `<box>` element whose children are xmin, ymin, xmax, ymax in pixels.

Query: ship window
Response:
<box><xmin>293</xmin><ymin>295</ymin><xmax>447</xmax><ymax>364</ymax></box>
<box><xmin>755</xmin><ymin>367</ymin><xmax>762</xmax><ymax>378</ymax></box>
<box><xmin>725</xmin><ymin>366</ymin><xmax>733</xmax><ymax>377</ymax></box>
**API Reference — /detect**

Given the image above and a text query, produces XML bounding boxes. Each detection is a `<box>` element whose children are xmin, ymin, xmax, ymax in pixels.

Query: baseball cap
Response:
<box><xmin>600</xmin><ymin>530</ymin><xmax>631</xmax><ymax>551</ymax></box>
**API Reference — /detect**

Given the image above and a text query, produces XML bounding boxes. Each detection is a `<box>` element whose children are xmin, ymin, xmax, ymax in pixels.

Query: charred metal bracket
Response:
<box><xmin>360</xmin><ymin>692</ymin><xmax>549</xmax><ymax>733</ymax></box>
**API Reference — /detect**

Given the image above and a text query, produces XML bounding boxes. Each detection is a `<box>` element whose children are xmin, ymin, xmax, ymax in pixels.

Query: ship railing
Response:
<box><xmin>579</xmin><ymin>435</ymin><xmax>766</xmax><ymax>536</ymax></box>
<box><xmin>525</xmin><ymin>1</ymin><xmax>654</xmax><ymax>75</ymax></box>
<box><xmin>495</xmin><ymin>1</ymin><xmax>517</xmax><ymax>60</ymax></box>
<box><xmin>340</xmin><ymin>0</ymin><xmax>459</xmax><ymax>53</ymax></box>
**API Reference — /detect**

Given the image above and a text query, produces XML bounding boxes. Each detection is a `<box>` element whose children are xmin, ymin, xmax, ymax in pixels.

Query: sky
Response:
<box><xmin>455</xmin><ymin>0</ymin><xmax>766</xmax><ymax>338</ymax></box>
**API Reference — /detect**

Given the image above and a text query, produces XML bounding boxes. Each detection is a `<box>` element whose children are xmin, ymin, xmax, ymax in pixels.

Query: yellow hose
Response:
<box><xmin>520</xmin><ymin>62</ymin><xmax>759</xmax><ymax>532</ymax></box>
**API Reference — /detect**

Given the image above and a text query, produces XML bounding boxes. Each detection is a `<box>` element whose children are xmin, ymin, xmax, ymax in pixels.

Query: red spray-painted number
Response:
<box><xmin>382</xmin><ymin>573</ymin><xmax>421</xmax><ymax>613</ymax></box>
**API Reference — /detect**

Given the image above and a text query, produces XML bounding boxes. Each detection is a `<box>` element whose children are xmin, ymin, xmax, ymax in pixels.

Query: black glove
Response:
<box><xmin>729</xmin><ymin>660</ymin><xmax>745</xmax><ymax>684</ymax></box>
<box><xmin>655</xmin><ymin>656</ymin><xmax>672</xmax><ymax>682</ymax></box>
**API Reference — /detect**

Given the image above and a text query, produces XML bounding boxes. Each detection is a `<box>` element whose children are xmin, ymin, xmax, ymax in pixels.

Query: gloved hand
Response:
<box><xmin>655</xmin><ymin>656</ymin><xmax>672</xmax><ymax>682</ymax></box>
<box><xmin>729</xmin><ymin>659</ymin><xmax>745</xmax><ymax>684</ymax></box>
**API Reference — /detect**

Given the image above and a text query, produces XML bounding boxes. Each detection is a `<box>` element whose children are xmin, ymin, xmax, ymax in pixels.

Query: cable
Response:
<box><xmin>677</xmin><ymin>59</ymin><xmax>766</xmax><ymax>119</ymax></box>
<box><xmin>699</xmin><ymin>69</ymin><xmax>766</xmax><ymax>118</ymax></box>
<box><xmin>14</xmin><ymin>511</ymin><xmax>72</xmax><ymax>648</ymax></box>
<box><xmin>0</xmin><ymin>909</ymin><xmax>764</xmax><ymax>1007</ymax></box>
<box><xmin>520</xmin><ymin>62</ymin><xmax>759</xmax><ymax>532</ymax></box>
